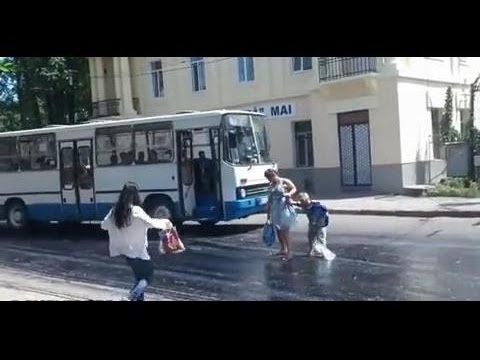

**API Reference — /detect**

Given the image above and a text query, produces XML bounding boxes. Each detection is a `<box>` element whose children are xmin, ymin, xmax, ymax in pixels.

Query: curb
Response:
<box><xmin>329</xmin><ymin>209</ymin><xmax>480</xmax><ymax>218</ymax></box>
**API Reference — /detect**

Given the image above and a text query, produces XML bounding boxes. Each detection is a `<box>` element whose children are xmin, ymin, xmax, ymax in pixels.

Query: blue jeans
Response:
<box><xmin>126</xmin><ymin>257</ymin><xmax>154</xmax><ymax>301</ymax></box>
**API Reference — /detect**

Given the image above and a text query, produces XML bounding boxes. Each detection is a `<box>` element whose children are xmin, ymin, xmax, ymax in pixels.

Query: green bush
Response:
<box><xmin>428</xmin><ymin>178</ymin><xmax>480</xmax><ymax>197</ymax></box>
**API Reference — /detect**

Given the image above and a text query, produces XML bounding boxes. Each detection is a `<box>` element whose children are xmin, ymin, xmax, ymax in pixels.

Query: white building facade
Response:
<box><xmin>87</xmin><ymin>57</ymin><xmax>480</xmax><ymax>195</ymax></box>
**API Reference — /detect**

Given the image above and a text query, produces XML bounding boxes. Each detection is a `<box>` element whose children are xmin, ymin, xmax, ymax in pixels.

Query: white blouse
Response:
<box><xmin>101</xmin><ymin>205</ymin><xmax>171</xmax><ymax>260</ymax></box>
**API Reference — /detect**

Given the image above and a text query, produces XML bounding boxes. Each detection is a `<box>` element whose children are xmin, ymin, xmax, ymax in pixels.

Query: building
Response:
<box><xmin>87</xmin><ymin>57</ymin><xmax>480</xmax><ymax>195</ymax></box>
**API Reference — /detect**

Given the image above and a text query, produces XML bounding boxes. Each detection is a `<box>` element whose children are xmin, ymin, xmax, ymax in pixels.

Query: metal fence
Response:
<box><xmin>318</xmin><ymin>57</ymin><xmax>378</xmax><ymax>82</ymax></box>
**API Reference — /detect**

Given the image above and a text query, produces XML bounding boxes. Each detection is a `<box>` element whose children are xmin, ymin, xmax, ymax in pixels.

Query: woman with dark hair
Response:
<box><xmin>264</xmin><ymin>168</ymin><xmax>297</xmax><ymax>262</ymax></box>
<box><xmin>101</xmin><ymin>182</ymin><xmax>173</xmax><ymax>301</ymax></box>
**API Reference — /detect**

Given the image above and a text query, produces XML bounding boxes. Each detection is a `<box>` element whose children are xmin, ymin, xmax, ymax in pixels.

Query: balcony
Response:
<box><xmin>318</xmin><ymin>57</ymin><xmax>378</xmax><ymax>82</ymax></box>
<box><xmin>92</xmin><ymin>99</ymin><xmax>120</xmax><ymax>118</ymax></box>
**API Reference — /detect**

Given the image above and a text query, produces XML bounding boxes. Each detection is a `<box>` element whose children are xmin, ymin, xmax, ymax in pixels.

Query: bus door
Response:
<box><xmin>59</xmin><ymin>140</ymin><xmax>96</xmax><ymax>221</ymax></box>
<box><xmin>176</xmin><ymin>128</ymin><xmax>222</xmax><ymax>220</ymax></box>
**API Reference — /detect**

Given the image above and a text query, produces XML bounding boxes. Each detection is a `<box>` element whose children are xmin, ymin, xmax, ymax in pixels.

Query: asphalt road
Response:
<box><xmin>1</xmin><ymin>214</ymin><xmax>480</xmax><ymax>300</ymax></box>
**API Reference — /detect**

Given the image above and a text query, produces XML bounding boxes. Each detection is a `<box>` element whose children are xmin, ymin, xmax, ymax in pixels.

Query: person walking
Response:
<box><xmin>101</xmin><ymin>182</ymin><xmax>173</xmax><ymax>301</ymax></box>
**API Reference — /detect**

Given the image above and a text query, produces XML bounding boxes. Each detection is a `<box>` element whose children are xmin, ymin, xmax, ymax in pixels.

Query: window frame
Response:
<box><xmin>60</xmin><ymin>146</ymin><xmax>75</xmax><ymax>190</ymax></box>
<box><xmin>292</xmin><ymin>57</ymin><xmax>313</xmax><ymax>73</ymax></box>
<box><xmin>95</xmin><ymin>123</ymin><xmax>175</xmax><ymax>167</ymax></box>
<box><xmin>16</xmin><ymin>133</ymin><xmax>57</xmax><ymax>172</ymax></box>
<box><xmin>95</xmin><ymin>125</ymin><xmax>134</xmax><ymax>167</ymax></box>
<box><xmin>294</xmin><ymin>120</ymin><xmax>314</xmax><ymax>168</ymax></box>
<box><xmin>151</xmin><ymin>60</ymin><xmax>165</xmax><ymax>98</ymax></box>
<box><xmin>0</xmin><ymin>136</ymin><xmax>19</xmax><ymax>172</ymax></box>
<box><xmin>191</xmin><ymin>57</ymin><xmax>207</xmax><ymax>92</ymax></box>
<box><xmin>238</xmin><ymin>57</ymin><xmax>255</xmax><ymax>83</ymax></box>
<box><xmin>133</xmin><ymin>122</ymin><xmax>174</xmax><ymax>165</ymax></box>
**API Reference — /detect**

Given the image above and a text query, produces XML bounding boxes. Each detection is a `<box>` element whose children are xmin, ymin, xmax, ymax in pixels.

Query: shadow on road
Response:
<box><xmin>0</xmin><ymin>222</ymin><xmax>263</xmax><ymax>242</ymax></box>
<box><xmin>180</xmin><ymin>223</ymin><xmax>263</xmax><ymax>237</ymax></box>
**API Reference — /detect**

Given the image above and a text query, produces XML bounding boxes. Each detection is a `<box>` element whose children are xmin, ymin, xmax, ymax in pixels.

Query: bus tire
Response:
<box><xmin>149</xmin><ymin>203</ymin><xmax>172</xmax><ymax>220</ymax></box>
<box><xmin>145</xmin><ymin>199</ymin><xmax>174</xmax><ymax>241</ymax></box>
<box><xmin>6</xmin><ymin>200</ymin><xmax>29</xmax><ymax>231</ymax></box>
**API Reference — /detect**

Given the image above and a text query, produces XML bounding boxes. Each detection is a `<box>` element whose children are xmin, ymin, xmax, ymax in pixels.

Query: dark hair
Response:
<box><xmin>113</xmin><ymin>182</ymin><xmax>142</xmax><ymax>229</ymax></box>
<box><xmin>264</xmin><ymin>168</ymin><xmax>278</xmax><ymax>178</ymax></box>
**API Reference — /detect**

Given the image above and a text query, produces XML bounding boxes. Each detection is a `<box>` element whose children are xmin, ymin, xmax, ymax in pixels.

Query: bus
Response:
<box><xmin>0</xmin><ymin>110</ymin><xmax>275</xmax><ymax>230</ymax></box>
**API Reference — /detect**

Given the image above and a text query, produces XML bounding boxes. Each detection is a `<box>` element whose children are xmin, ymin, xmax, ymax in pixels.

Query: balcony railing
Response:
<box><xmin>318</xmin><ymin>57</ymin><xmax>378</xmax><ymax>82</ymax></box>
<box><xmin>92</xmin><ymin>99</ymin><xmax>120</xmax><ymax>118</ymax></box>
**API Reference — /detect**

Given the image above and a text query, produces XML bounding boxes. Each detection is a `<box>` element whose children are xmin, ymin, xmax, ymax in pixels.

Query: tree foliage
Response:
<box><xmin>441</xmin><ymin>86</ymin><xmax>461</xmax><ymax>143</ymax></box>
<box><xmin>0</xmin><ymin>57</ymin><xmax>92</xmax><ymax>131</ymax></box>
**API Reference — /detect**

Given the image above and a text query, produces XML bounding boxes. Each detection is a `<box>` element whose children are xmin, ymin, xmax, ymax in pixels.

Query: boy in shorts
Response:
<box><xmin>294</xmin><ymin>192</ymin><xmax>335</xmax><ymax>259</ymax></box>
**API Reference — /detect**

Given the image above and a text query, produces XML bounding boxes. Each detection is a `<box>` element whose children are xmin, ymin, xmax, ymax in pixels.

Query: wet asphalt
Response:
<box><xmin>1</xmin><ymin>214</ymin><xmax>480</xmax><ymax>300</ymax></box>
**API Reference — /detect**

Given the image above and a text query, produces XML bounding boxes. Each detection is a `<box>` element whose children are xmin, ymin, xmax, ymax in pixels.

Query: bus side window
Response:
<box><xmin>110</xmin><ymin>151</ymin><xmax>118</xmax><ymax>165</ymax></box>
<box><xmin>148</xmin><ymin>149</ymin><xmax>158</xmax><ymax>162</ymax></box>
<box><xmin>18</xmin><ymin>134</ymin><xmax>57</xmax><ymax>171</ymax></box>
<box><xmin>96</xmin><ymin>126</ymin><xmax>132</xmax><ymax>167</ymax></box>
<box><xmin>137</xmin><ymin>151</ymin><xmax>145</xmax><ymax>164</ymax></box>
<box><xmin>134</xmin><ymin>125</ymin><xmax>173</xmax><ymax>164</ymax></box>
<box><xmin>0</xmin><ymin>137</ymin><xmax>18</xmax><ymax>172</ymax></box>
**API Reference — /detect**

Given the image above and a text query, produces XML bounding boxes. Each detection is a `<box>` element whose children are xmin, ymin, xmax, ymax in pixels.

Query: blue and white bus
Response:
<box><xmin>0</xmin><ymin>110</ymin><xmax>275</xmax><ymax>230</ymax></box>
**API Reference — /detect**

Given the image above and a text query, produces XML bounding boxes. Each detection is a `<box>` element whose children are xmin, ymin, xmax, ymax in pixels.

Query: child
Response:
<box><xmin>294</xmin><ymin>192</ymin><xmax>335</xmax><ymax>260</ymax></box>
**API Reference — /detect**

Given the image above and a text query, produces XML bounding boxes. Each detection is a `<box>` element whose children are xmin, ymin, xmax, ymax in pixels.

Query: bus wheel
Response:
<box><xmin>147</xmin><ymin>202</ymin><xmax>173</xmax><ymax>241</ymax></box>
<box><xmin>7</xmin><ymin>201</ymin><xmax>29</xmax><ymax>231</ymax></box>
<box><xmin>149</xmin><ymin>203</ymin><xmax>172</xmax><ymax>220</ymax></box>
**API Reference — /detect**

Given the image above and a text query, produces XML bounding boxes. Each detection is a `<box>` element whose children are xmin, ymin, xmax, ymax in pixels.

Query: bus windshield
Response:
<box><xmin>223</xmin><ymin>114</ymin><xmax>271</xmax><ymax>165</ymax></box>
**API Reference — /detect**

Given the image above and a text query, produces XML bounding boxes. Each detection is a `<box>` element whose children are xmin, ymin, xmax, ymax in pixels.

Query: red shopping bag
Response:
<box><xmin>159</xmin><ymin>227</ymin><xmax>185</xmax><ymax>254</ymax></box>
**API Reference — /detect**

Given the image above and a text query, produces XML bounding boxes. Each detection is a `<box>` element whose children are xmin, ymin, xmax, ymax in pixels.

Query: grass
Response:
<box><xmin>427</xmin><ymin>177</ymin><xmax>480</xmax><ymax>198</ymax></box>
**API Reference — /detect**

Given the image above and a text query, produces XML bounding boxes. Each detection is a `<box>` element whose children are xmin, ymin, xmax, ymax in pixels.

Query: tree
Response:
<box><xmin>0</xmin><ymin>57</ymin><xmax>21</xmax><ymax>131</ymax></box>
<box><xmin>441</xmin><ymin>87</ymin><xmax>460</xmax><ymax>143</ymax></box>
<box><xmin>0</xmin><ymin>57</ymin><xmax>92</xmax><ymax>131</ymax></box>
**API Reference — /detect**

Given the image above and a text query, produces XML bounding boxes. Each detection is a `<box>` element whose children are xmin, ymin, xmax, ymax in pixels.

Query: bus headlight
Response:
<box><xmin>238</xmin><ymin>188</ymin><xmax>247</xmax><ymax>199</ymax></box>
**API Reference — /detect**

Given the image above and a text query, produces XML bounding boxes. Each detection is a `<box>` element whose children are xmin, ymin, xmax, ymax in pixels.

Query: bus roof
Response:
<box><xmin>0</xmin><ymin>109</ymin><xmax>264</xmax><ymax>137</ymax></box>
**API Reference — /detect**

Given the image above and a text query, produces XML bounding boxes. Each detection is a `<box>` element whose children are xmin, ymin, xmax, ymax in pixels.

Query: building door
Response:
<box><xmin>338</xmin><ymin>110</ymin><xmax>372</xmax><ymax>186</ymax></box>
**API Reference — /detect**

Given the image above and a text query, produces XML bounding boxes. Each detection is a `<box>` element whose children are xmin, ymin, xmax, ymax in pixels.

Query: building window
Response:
<box><xmin>96</xmin><ymin>126</ymin><xmax>134</xmax><ymax>166</ymax></box>
<box><xmin>151</xmin><ymin>60</ymin><xmax>164</xmax><ymax>98</ymax></box>
<box><xmin>292</xmin><ymin>57</ymin><xmax>312</xmax><ymax>72</ymax></box>
<box><xmin>294</xmin><ymin>121</ymin><xmax>314</xmax><ymax>167</ymax></box>
<box><xmin>431</xmin><ymin>108</ymin><xmax>443</xmax><ymax>159</ymax></box>
<box><xmin>238</xmin><ymin>57</ymin><xmax>255</xmax><ymax>82</ymax></box>
<box><xmin>191</xmin><ymin>57</ymin><xmax>206</xmax><ymax>92</ymax></box>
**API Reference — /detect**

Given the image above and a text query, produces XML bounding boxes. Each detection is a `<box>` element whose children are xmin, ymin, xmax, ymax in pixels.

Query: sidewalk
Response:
<box><xmin>321</xmin><ymin>194</ymin><xmax>480</xmax><ymax>218</ymax></box>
